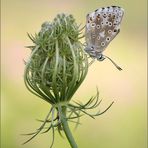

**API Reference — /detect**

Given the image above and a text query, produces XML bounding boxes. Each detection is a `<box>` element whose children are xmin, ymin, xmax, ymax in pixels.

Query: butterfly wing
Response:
<box><xmin>85</xmin><ymin>6</ymin><xmax>124</xmax><ymax>56</ymax></box>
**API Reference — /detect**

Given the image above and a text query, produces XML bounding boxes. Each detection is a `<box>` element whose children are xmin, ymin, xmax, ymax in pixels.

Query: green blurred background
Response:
<box><xmin>1</xmin><ymin>0</ymin><xmax>147</xmax><ymax>148</ymax></box>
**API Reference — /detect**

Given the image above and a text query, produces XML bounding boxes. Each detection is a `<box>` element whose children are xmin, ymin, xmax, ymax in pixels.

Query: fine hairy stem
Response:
<box><xmin>61</xmin><ymin>106</ymin><xmax>78</xmax><ymax>148</ymax></box>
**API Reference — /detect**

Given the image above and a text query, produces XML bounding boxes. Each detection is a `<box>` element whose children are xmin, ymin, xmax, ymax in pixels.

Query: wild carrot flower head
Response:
<box><xmin>24</xmin><ymin>14</ymin><xmax>88</xmax><ymax>105</ymax></box>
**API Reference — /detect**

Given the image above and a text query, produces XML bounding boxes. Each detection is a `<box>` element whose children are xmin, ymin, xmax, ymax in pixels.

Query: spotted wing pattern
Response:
<box><xmin>85</xmin><ymin>6</ymin><xmax>124</xmax><ymax>59</ymax></box>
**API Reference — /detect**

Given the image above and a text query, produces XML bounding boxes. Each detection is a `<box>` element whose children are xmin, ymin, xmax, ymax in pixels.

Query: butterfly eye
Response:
<box><xmin>96</xmin><ymin>25</ymin><xmax>100</xmax><ymax>29</ymax></box>
<box><xmin>101</xmin><ymin>42</ymin><xmax>105</xmax><ymax>46</ymax></box>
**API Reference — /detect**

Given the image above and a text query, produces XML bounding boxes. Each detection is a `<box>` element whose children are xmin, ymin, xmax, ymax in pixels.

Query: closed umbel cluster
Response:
<box><xmin>24</xmin><ymin>14</ymin><xmax>88</xmax><ymax>105</ymax></box>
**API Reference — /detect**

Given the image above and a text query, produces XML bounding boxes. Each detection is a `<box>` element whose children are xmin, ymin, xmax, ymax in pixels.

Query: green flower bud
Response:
<box><xmin>24</xmin><ymin>14</ymin><xmax>88</xmax><ymax>105</ymax></box>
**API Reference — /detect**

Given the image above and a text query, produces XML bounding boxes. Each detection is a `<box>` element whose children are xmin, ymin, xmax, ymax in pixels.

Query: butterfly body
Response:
<box><xmin>85</xmin><ymin>6</ymin><xmax>124</xmax><ymax>69</ymax></box>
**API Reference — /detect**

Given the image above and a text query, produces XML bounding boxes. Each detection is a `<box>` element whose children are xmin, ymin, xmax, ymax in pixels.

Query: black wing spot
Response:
<box><xmin>103</xmin><ymin>13</ymin><xmax>107</xmax><ymax>18</ymax></box>
<box><xmin>106</xmin><ymin>21</ymin><xmax>109</xmax><ymax>25</ymax></box>
<box><xmin>106</xmin><ymin>37</ymin><xmax>110</xmax><ymax>41</ymax></box>
<box><xmin>112</xmin><ymin>6</ymin><xmax>117</xmax><ymax>8</ymax></box>
<box><xmin>109</xmin><ymin>22</ymin><xmax>112</xmax><ymax>26</ymax></box>
<box><xmin>91</xmin><ymin>23</ymin><xmax>96</xmax><ymax>27</ymax></box>
<box><xmin>97</xmin><ymin>13</ymin><xmax>101</xmax><ymax>19</ymax></box>
<box><xmin>101</xmin><ymin>42</ymin><xmax>105</xmax><ymax>46</ymax></box>
<box><xmin>114</xmin><ymin>29</ymin><xmax>118</xmax><ymax>32</ymax></box>
<box><xmin>112</xmin><ymin>15</ymin><xmax>116</xmax><ymax>19</ymax></box>
<box><xmin>96</xmin><ymin>25</ymin><xmax>100</xmax><ymax>29</ymax></box>
<box><xmin>108</xmin><ymin>30</ymin><xmax>112</xmax><ymax>34</ymax></box>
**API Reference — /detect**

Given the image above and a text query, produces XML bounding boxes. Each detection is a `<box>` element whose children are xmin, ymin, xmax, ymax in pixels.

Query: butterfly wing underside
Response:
<box><xmin>85</xmin><ymin>6</ymin><xmax>124</xmax><ymax>57</ymax></box>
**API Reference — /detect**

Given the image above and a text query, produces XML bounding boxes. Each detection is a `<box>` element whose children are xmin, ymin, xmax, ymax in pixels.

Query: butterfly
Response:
<box><xmin>85</xmin><ymin>6</ymin><xmax>124</xmax><ymax>70</ymax></box>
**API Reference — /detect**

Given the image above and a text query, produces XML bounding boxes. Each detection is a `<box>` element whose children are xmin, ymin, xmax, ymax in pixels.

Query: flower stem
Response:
<box><xmin>61</xmin><ymin>106</ymin><xmax>78</xmax><ymax>148</ymax></box>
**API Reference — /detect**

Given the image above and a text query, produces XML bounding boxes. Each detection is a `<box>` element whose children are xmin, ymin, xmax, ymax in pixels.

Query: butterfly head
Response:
<box><xmin>96</xmin><ymin>54</ymin><xmax>106</xmax><ymax>61</ymax></box>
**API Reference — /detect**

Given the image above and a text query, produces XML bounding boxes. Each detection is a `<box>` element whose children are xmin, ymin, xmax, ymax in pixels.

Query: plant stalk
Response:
<box><xmin>61</xmin><ymin>106</ymin><xmax>78</xmax><ymax>148</ymax></box>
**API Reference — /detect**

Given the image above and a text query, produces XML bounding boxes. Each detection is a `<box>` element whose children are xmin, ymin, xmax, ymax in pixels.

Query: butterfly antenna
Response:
<box><xmin>104</xmin><ymin>55</ymin><xmax>122</xmax><ymax>71</ymax></box>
